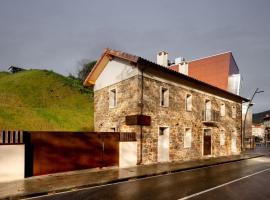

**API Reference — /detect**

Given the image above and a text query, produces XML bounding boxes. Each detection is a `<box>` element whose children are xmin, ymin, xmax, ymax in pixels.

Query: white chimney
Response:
<box><xmin>157</xmin><ymin>51</ymin><xmax>168</xmax><ymax>67</ymax></box>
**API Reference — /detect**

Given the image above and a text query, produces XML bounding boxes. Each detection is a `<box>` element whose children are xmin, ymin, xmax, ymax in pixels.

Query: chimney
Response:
<box><xmin>157</xmin><ymin>51</ymin><xmax>168</xmax><ymax>67</ymax></box>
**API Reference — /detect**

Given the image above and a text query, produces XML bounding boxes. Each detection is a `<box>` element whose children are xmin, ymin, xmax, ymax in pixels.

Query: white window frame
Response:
<box><xmin>109</xmin><ymin>88</ymin><xmax>117</xmax><ymax>108</ymax></box>
<box><xmin>232</xmin><ymin>106</ymin><xmax>236</xmax><ymax>119</ymax></box>
<box><xmin>184</xmin><ymin>128</ymin><xmax>192</xmax><ymax>148</ymax></box>
<box><xmin>110</xmin><ymin>127</ymin><xmax>116</xmax><ymax>132</ymax></box>
<box><xmin>220</xmin><ymin>103</ymin><xmax>226</xmax><ymax>117</ymax></box>
<box><xmin>185</xmin><ymin>94</ymin><xmax>192</xmax><ymax>111</ymax></box>
<box><xmin>160</xmin><ymin>87</ymin><xmax>169</xmax><ymax>107</ymax></box>
<box><xmin>220</xmin><ymin>129</ymin><xmax>225</xmax><ymax>146</ymax></box>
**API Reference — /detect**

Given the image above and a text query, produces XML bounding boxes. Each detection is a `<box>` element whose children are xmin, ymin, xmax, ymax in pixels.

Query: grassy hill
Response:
<box><xmin>0</xmin><ymin>70</ymin><xmax>94</xmax><ymax>131</ymax></box>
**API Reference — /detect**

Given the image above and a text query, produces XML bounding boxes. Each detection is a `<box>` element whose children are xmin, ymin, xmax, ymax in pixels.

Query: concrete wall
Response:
<box><xmin>0</xmin><ymin>145</ymin><xmax>25</xmax><ymax>182</ymax></box>
<box><xmin>119</xmin><ymin>142</ymin><xmax>137</xmax><ymax>168</ymax></box>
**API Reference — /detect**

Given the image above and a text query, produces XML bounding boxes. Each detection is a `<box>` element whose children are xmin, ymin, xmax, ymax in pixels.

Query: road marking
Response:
<box><xmin>178</xmin><ymin>167</ymin><xmax>270</xmax><ymax>200</ymax></box>
<box><xmin>24</xmin><ymin>157</ymin><xmax>267</xmax><ymax>200</ymax></box>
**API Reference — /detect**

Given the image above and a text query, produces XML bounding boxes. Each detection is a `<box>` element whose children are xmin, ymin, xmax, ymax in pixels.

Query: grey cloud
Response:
<box><xmin>0</xmin><ymin>0</ymin><xmax>270</xmax><ymax>112</ymax></box>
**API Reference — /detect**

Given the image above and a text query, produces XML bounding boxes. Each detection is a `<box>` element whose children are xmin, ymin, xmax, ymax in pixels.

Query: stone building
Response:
<box><xmin>84</xmin><ymin>48</ymin><xmax>249</xmax><ymax>165</ymax></box>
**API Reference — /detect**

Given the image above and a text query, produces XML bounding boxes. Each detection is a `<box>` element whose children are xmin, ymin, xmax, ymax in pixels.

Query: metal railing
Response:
<box><xmin>0</xmin><ymin>130</ymin><xmax>24</xmax><ymax>144</ymax></box>
<box><xmin>202</xmin><ymin>109</ymin><xmax>220</xmax><ymax>122</ymax></box>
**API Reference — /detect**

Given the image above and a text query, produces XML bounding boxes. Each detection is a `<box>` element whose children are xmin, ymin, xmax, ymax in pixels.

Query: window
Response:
<box><xmin>232</xmin><ymin>106</ymin><xmax>236</xmax><ymax>118</ymax></box>
<box><xmin>160</xmin><ymin>87</ymin><xmax>169</xmax><ymax>107</ymax></box>
<box><xmin>220</xmin><ymin>103</ymin><xmax>225</xmax><ymax>117</ymax></box>
<box><xmin>109</xmin><ymin>89</ymin><xmax>117</xmax><ymax>108</ymax></box>
<box><xmin>159</xmin><ymin>127</ymin><xmax>167</xmax><ymax>136</ymax></box>
<box><xmin>184</xmin><ymin>128</ymin><xmax>192</xmax><ymax>148</ymax></box>
<box><xmin>110</xmin><ymin>127</ymin><xmax>116</xmax><ymax>132</ymax></box>
<box><xmin>205</xmin><ymin>100</ymin><xmax>211</xmax><ymax>121</ymax></box>
<box><xmin>220</xmin><ymin>130</ymin><xmax>225</xmax><ymax>146</ymax></box>
<box><xmin>185</xmin><ymin>94</ymin><xmax>192</xmax><ymax>111</ymax></box>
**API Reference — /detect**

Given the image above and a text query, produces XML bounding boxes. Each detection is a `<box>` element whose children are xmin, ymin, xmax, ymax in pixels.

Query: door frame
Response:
<box><xmin>157</xmin><ymin>126</ymin><xmax>170</xmax><ymax>162</ymax></box>
<box><xmin>202</xmin><ymin>128</ymin><xmax>212</xmax><ymax>156</ymax></box>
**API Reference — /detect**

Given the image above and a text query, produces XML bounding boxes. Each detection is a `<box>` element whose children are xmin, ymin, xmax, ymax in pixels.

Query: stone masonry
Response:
<box><xmin>94</xmin><ymin>73</ymin><xmax>242</xmax><ymax>165</ymax></box>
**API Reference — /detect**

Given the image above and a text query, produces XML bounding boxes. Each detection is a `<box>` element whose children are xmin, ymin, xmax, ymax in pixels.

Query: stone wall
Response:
<box><xmin>141</xmin><ymin>76</ymin><xmax>242</xmax><ymax>164</ymax></box>
<box><xmin>94</xmin><ymin>74</ymin><xmax>242</xmax><ymax>165</ymax></box>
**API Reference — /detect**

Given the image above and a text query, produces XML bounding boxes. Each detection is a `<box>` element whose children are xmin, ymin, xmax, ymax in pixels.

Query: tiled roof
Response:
<box><xmin>84</xmin><ymin>48</ymin><xmax>249</xmax><ymax>102</ymax></box>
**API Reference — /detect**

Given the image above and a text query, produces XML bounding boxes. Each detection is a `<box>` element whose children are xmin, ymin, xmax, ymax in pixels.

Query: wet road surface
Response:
<box><xmin>27</xmin><ymin>156</ymin><xmax>270</xmax><ymax>200</ymax></box>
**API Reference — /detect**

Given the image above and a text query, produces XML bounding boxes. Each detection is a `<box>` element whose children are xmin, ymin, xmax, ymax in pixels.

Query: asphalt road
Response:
<box><xmin>27</xmin><ymin>156</ymin><xmax>270</xmax><ymax>200</ymax></box>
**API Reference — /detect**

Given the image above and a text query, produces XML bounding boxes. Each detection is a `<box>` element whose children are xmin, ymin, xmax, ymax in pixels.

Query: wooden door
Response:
<box><xmin>203</xmin><ymin>129</ymin><xmax>211</xmax><ymax>156</ymax></box>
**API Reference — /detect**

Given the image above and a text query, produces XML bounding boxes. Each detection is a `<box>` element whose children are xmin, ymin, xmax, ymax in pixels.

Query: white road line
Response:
<box><xmin>178</xmin><ymin>167</ymin><xmax>270</xmax><ymax>200</ymax></box>
<box><xmin>24</xmin><ymin>158</ymin><xmax>266</xmax><ymax>200</ymax></box>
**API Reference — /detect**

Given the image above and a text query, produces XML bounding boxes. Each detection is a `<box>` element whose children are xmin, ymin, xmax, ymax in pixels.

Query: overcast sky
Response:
<box><xmin>0</xmin><ymin>0</ymin><xmax>269</xmax><ymax>112</ymax></box>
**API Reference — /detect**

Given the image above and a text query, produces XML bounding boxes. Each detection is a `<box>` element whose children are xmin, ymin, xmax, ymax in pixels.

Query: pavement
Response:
<box><xmin>0</xmin><ymin>152</ymin><xmax>263</xmax><ymax>200</ymax></box>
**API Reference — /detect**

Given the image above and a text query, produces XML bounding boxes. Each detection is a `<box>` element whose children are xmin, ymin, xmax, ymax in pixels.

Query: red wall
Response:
<box><xmin>188</xmin><ymin>52</ymin><xmax>231</xmax><ymax>91</ymax></box>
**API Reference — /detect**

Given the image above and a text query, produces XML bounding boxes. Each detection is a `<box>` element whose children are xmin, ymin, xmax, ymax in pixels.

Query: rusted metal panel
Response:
<box><xmin>102</xmin><ymin>133</ymin><xmax>119</xmax><ymax>167</ymax></box>
<box><xmin>24</xmin><ymin>131</ymin><xmax>120</xmax><ymax>176</ymax></box>
<box><xmin>126</xmin><ymin>115</ymin><xmax>151</xmax><ymax>126</ymax></box>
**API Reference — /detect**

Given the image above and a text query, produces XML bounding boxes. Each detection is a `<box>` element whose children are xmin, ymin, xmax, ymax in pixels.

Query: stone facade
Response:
<box><xmin>94</xmin><ymin>71</ymin><xmax>242</xmax><ymax>165</ymax></box>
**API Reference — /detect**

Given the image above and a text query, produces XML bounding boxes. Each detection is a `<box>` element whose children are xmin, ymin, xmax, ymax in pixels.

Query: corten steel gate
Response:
<box><xmin>23</xmin><ymin>131</ymin><xmax>134</xmax><ymax>177</ymax></box>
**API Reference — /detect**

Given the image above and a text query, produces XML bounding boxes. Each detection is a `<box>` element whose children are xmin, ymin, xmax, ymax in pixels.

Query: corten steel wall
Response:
<box><xmin>24</xmin><ymin>131</ymin><xmax>119</xmax><ymax>176</ymax></box>
<box><xmin>188</xmin><ymin>53</ymin><xmax>231</xmax><ymax>91</ymax></box>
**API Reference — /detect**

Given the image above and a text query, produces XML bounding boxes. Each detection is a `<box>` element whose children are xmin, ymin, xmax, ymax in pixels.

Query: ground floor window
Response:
<box><xmin>184</xmin><ymin>128</ymin><xmax>192</xmax><ymax>148</ymax></box>
<box><xmin>220</xmin><ymin>130</ymin><xmax>225</xmax><ymax>146</ymax></box>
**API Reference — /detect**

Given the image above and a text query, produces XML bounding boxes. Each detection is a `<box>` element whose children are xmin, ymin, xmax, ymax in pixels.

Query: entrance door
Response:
<box><xmin>203</xmin><ymin>129</ymin><xmax>211</xmax><ymax>156</ymax></box>
<box><xmin>158</xmin><ymin>127</ymin><xmax>169</xmax><ymax>162</ymax></box>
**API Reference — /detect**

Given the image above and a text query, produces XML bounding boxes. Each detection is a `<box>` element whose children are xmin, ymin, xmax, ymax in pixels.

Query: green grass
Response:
<box><xmin>0</xmin><ymin>70</ymin><xmax>94</xmax><ymax>131</ymax></box>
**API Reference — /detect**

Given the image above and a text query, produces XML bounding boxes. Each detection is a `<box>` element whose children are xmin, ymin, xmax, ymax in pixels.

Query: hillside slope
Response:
<box><xmin>253</xmin><ymin>110</ymin><xmax>270</xmax><ymax>124</ymax></box>
<box><xmin>0</xmin><ymin>70</ymin><xmax>93</xmax><ymax>131</ymax></box>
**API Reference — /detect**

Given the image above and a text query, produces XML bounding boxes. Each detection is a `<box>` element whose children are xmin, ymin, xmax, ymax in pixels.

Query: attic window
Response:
<box><xmin>160</xmin><ymin>87</ymin><xmax>169</xmax><ymax>107</ymax></box>
<box><xmin>109</xmin><ymin>89</ymin><xmax>117</xmax><ymax>108</ymax></box>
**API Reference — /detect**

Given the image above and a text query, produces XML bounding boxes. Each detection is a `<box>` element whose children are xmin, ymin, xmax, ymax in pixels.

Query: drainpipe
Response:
<box><xmin>138</xmin><ymin>66</ymin><xmax>146</xmax><ymax>165</ymax></box>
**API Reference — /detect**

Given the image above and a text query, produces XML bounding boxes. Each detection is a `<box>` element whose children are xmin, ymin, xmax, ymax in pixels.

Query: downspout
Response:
<box><xmin>138</xmin><ymin>66</ymin><xmax>146</xmax><ymax>165</ymax></box>
<box><xmin>241</xmin><ymin>101</ymin><xmax>243</xmax><ymax>152</ymax></box>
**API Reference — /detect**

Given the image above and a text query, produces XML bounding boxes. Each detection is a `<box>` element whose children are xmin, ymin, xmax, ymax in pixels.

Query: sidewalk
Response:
<box><xmin>0</xmin><ymin>153</ymin><xmax>263</xmax><ymax>200</ymax></box>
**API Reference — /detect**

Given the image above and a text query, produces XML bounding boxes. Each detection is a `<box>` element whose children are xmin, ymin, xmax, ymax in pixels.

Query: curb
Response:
<box><xmin>2</xmin><ymin>154</ymin><xmax>264</xmax><ymax>200</ymax></box>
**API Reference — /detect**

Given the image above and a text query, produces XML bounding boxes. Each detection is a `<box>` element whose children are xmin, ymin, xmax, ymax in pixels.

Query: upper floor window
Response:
<box><xmin>160</xmin><ymin>87</ymin><xmax>169</xmax><ymax>107</ymax></box>
<box><xmin>184</xmin><ymin>128</ymin><xmax>192</xmax><ymax>148</ymax></box>
<box><xmin>109</xmin><ymin>89</ymin><xmax>117</xmax><ymax>108</ymax></box>
<box><xmin>232</xmin><ymin>106</ymin><xmax>236</xmax><ymax>118</ymax></box>
<box><xmin>220</xmin><ymin>103</ymin><xmax>226</xmax><ymax>117</ymax></box>
<box><xmin>204</xmin><ymin>99</ymin><xmax>212</xmax><ymax>121</ymax></box>
<box><xmin>185</xmin><ymin>94</ymin><xmax>192</xmax><ymax>111</ymax></box>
